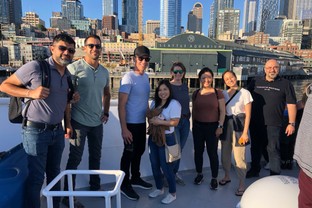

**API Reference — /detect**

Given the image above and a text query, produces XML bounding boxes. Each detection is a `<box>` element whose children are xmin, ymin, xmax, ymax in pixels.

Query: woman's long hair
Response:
<box><xmin>154</xmin><ymin>79</ymin><xmax>173</xmax><ymax>109</ymax></box>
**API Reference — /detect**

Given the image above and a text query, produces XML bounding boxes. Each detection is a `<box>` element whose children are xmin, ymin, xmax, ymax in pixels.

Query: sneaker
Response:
<box><xmin>121</xmin><ymin>185</ymin><xmax>140</xmax><ymax>201</ymax></box>
<box><xmin>264</xmin><ymin>162</ymin><xmax>270</xmax><ymax>170</ymax></box>
<box><xmin>161</xmin><ymin>194</ymin><xmax>176</xmax><ymax>204</ymax></box>
<box><xmin>62</xmin><ymin>197</ymin><xmax>85</xmax><ymax>208</ymax></box>
<box><xmin>246</xmin><ymin>169</ymin><xmax>259</xmax><ymax>178</ymax></box>
<box><xmin>175</xmin><ymin>173</ymin><xmax>185</xmax><ymax>186</ymax></box>
<box><xmin>210</xmin><ymin>178</ymin><xmax>218</xmax><ymax>190</ymax></box>
<box><xmin>149</xmin><ymin>189</ymin><xmax>164</xmax><ymax>198</ymax></box>
<box><xmin>194</xmin><ymin>174</ymin><xmax>204</xmax><ymax>185</ymax></box>
<box><xmin>131</xmin><ymin>178</ymin><xmax>152</xmax><ymax>189</ymax></box>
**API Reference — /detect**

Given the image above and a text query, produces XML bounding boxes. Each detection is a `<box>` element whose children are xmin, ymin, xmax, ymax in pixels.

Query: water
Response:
<box><xmin>291</xmin><ymin>78</ymin><xmax>312</xmax><ymax>100</ymax></box>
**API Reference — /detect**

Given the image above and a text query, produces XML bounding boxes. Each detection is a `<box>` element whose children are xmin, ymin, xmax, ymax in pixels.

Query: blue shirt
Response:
<box><xmin>119</xmin><ymin>70</ymin><xmax>150</xmax><ymax>123</ymax></box>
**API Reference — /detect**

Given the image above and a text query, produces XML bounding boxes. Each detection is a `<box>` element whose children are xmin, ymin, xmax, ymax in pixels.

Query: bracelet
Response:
<box><xmin>288</xmin><ymin>122</ymin><xmax>295</xmax><ymax>127</ymax></box>
<box><xmin>104</xmin><ymin>112</ymin><xmax>109</xmax><ymax>117</ymax></box>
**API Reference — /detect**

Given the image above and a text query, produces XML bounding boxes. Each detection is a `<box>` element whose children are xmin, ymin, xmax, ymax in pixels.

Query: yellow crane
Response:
<box><xmin>138</xmin><ymin>0</ymin><xmax>143</xmax><ymax>46</ymax></box>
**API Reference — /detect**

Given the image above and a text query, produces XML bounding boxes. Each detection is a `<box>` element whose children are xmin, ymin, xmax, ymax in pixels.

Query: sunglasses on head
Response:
<box><xmin>138</xmin><ymin>57</ymin><xmax>150</xmax><ymax>62</ymax></box>
<box><xmin>173</xmin><ymin>70</ymin><xmax>184</xmax><ymax>74</ymax></box>
<box><xmin>58</xmin><ymin>45</ymin><xmax>75</xmax><ymax>54</ymax></box>
<box><xmin>86</xmin><ymin>44</ymin><xmax>101</xmax><ymax>49</ymax></box>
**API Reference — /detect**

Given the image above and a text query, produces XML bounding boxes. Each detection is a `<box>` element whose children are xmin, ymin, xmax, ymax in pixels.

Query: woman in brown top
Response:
<box><xmin>192</xmin><ymin>67</ymin><xmax>225</xmax><ymax>190</ymax></box>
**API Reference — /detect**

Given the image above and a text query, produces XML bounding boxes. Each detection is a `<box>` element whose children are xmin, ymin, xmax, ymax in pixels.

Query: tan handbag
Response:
<box><xmin>165</xmin><ymin>132</ymin><xmax>181</xmax><ymax>163</ymax></box>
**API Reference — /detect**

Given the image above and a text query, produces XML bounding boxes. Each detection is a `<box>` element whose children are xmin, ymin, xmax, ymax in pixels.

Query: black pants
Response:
<box><xmin>249</xmin><ymin>123</ymin><xmax>269</xmax><ymax>172</ymax></box>
<box><xmin>192</xmin><ymin>121</ymin><xmax>219</xmax><ymax>178</ymax></box>
<box><xmin>120</xmin><ymin>123</ymin><xmax>147</xmax><ymax>186</ymax></box>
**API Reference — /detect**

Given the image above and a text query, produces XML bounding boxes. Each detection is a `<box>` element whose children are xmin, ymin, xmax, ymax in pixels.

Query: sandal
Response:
<box><xmin>219</xmin><ymin>179</ymin><xmax>231</xmax><ymax>185</ymax></box>
<box><xmin>235</xmin><ymin>189</ymin><xmax>245</xmax><ymax>196</ymax></box>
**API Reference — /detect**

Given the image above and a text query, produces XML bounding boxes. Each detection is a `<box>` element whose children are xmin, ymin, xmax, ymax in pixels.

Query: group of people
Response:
<box><xmin>1</xmin><ymin>38</ymin><xmax>311</xmax><ymax>207</ymax></box>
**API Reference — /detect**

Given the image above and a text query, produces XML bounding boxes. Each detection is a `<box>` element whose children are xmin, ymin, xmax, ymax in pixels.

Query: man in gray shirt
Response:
<box><xmin>0</xmin><ymin>33</ymin><xmax>76</xmax><ymax>208</ymax></box>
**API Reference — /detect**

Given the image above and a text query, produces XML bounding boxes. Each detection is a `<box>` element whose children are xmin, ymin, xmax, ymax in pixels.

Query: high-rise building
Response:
<box><xmin>243</xmin><ymin>0</ymin><xmax>257</xmax><ymax>35</ymax></box>
<box><xmin>0</xmin><ymin>0</ymin><xmax>9</xmax><ymax>23</ymax></box>
<box><xmin>209</xmin><ymin>0</ymin><xmax>234</xmax><ymax>39</ymax></box>
<box><xmin>146</xmin><ymin>20</ymin><xmax>160</xmax><ymax>35</ymax></box>
<box><xmin>121</xmin><ymin>0</ymin><xmax>138</xmax><ymax>33</ymax></box>
<box><xmin>22</xmin><ymin>12</ymin><xmax>45</xmax><ymax>27</ymax></box>
<box><xmin>61</xmin><ymin>0</ymin><xmax>84</xmax><ymax>21</ymax></box>
<box><xmin>208</xmin><ymin>3</ymin><xmax>215</xmax><ymax>38</ymax></box>
<box><xmin>279</xmin><ymin>0</ymin><xmax>290</xmax><ymax>18</ymax></box>
<box><xmin>103</xmin><ymin>15</ymin><xmax>117</xmax><ymax>30</ymax></box>
<box><xmin>160</xmin><ymin>0</ymin><xmax>182</xmax><ymax>38</ymax></box>
<box><xmin>217</xmin><ymin>0</ymin><xmax>234</xmax><ymax>10</ymax></box>
<box><xmin>216</xmin><ymin>9</ymin><xmax>240</xmax><ymax>40</ymax></box>
<box><xmin>102</xmin><ymin>0</ymin><xmax>118</xmax><ymax>16</ymax></box>
<box><xmin>256</xmin><ymin>0</ymin><xmax>279</xmax><ymax>32</ymax></box>
<box><xmin>294</xmin><ymin>0</ymin><xmax>312</xmax><ymax>20</ymax></box>
<box><xmin>102</xmin><ymin>0</ymin><xmax>118</xmax><ymax>29</ymax></box>
<box><xmin>9</xmin><ymin>0</ymin><xmax>22</xmax><ymax>26</ymax></box>
<box><xmin>50</xmin><ymin>12</ymin><xmax>71</xmax><ymax>30</ymax></box>
<box><xmin>187</xmin><ymin>2</ymin><xmax>203</xmax><ymax>33</ymax></box>
<box><xmin>281</xmin><ymin>19</ymin><xmax>303</xmax><ymax>48</ymax></box>
<box><xmin>265</xmin><ymin>16</ymin><xmax>285</xmax><ymax>36</ymax></box>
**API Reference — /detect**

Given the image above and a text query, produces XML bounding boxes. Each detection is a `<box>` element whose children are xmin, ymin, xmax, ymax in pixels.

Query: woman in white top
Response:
<box><xmin>219</xmin><ymin>70</ymin><xmax>253</xmax><ymax>196</ymax></box>
<box><xmin>148</xmin><ymin>79</ymin><xmax>181</xmax><ymax>204</ymax></box>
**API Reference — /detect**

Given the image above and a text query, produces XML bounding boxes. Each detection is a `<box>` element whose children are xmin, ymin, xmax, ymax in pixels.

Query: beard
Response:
<box><xmin>57</xmin><ymin>56</ymin><xmax>73</xmax><ymax>66</ymax></box>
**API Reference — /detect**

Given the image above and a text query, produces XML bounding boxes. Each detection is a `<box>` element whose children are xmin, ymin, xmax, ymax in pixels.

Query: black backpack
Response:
<box><xmin>8</xmin><ymin>60</ymin><xmax>74</xmax><ymax>124</ymax></box>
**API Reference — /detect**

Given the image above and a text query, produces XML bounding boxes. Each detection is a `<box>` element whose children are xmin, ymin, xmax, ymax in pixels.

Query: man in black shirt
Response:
<box><xmin>247</xmin><ymin>59</ymin><xmax>297</xmax><ymax>177</ymax></box>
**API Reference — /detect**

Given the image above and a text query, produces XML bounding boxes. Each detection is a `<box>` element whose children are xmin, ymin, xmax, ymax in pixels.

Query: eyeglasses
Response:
<box><xmin>173</xmin><ymin>70</ymin><xmax>184</xmax><ymax>74</ymax></box>
<box><xmin>265</xmin><ymin>66</ymin><xmax>279</xmax><ymax>70</ymax></box>
<box><xmin>137</xmin><ymin>57</ymin><xmax>150</xmax><ymax>62</ymax></box>
<box><xmin>86</xmin><ymin>44</ymin><xmax>101</xmax><ymax>49</ymax></box>
<box><xmin>58</xmin><ymin>45</ymin><xmax>75</xmax><ymax>54</ymax></box>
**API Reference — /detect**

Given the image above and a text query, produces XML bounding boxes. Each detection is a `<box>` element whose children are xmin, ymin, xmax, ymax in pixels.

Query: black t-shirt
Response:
<box><xmin>248</xmin><ymin>76</ymin><xmax>297</xmax><ymax>126</ymax></box>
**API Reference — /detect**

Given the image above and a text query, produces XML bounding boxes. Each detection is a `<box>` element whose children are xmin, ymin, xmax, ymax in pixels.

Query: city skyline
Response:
<box><xmin>22</xmin><ymin>0</ymin><xmax>245</xmax><ymax>36</ymax></box>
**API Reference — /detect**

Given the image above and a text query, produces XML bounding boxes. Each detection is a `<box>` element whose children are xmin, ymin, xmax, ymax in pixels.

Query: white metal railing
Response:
<box><xmin>42</xmin><ymin>170</ymin><xmax>125</xmax><ymax>208</ymax></box>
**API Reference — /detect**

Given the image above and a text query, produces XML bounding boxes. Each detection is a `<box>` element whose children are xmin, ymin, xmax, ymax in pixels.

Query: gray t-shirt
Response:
<box><xmin>294</xmin><ymin>95</ymin><xmax>312</xmax><ymax>178</ymax></box>
<box><xmin>119</xmin><ymin>70</ymin><xmax>150</xmax><ymax>123</ymax></box>
<box><xmin>171</xmin><ymin>83</ymin><xmax>190</xmax><ymax>117</ymax></box>
<box><xmin>15</xmin><ymin>57</ymin><xmax>70</xmax><ymax>124</ymax></box>
<box><xmin>68</xmin><ymin>58</ymin><xmax>110</xmax><ymax>127</ymax></box>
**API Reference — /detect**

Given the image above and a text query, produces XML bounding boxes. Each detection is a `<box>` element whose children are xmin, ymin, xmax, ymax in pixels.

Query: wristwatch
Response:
<box><xmin>218</xmin><ymin>124</ymin><xmax>223</xmax><ymax>129</ymax></box>
<box><xmin>288</xmin><ymin>122</ymin><xmax>295</xmax><ymax>127</ymax></box>
<box><xmin>104</xmin><ymin>112</ymin><xmax>109</xmax><ymax>117</ymax></box>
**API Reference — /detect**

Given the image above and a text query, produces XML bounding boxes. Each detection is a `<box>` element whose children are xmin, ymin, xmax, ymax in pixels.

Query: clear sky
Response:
<box><xmin>22</xmin><ymin>0</ymin><xmax>244</xmax><ymax>36</ymax></box>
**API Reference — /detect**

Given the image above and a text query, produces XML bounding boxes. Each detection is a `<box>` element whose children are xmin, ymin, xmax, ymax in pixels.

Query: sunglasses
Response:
<box><xmin>173</xmin><ymin>70</ymin><xmax>184</xmax><ymax>74</ymax></box>
<box><xmin>58</xmin><ymin>45</ymin><xmax>75</xmax><ymax>54</ymax></box>
<box><xmin>86</xmin><ymin>44</ymin><xmax>101</xmax><ymax>49</ymax></box>
<box><xmin>138</xmin><ymin>57</ymin><xmax>150</xmax><ymax>62</ymax></box>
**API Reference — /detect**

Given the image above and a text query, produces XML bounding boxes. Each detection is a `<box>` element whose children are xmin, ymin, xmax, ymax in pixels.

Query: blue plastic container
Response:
<box><xmin>0</xmin><ymin>168</ymin><xmax>24</xmax><ymax>208</ymax></box>
<box><xmin>0</xmin><ymin>144</ymin><xmax>28</xmax><ymax>208</ymax></box>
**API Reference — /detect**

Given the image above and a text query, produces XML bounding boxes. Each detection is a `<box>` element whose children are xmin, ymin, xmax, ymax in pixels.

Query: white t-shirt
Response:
<box><xmin>223</xmin><ymin>88</ymin><xmax>253</xmax><ymax>116</ymax></box>
<box><xmin>150</xmin><ymin>99</ymin><xmax>181</xmax><ymax>134</ymax></box>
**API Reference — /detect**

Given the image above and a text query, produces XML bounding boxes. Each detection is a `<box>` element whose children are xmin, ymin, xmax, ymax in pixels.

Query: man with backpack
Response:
<box><xmin>0</xmin><ymin>33</ymin><xmax>77</xmax><ymax>208</ymax></box>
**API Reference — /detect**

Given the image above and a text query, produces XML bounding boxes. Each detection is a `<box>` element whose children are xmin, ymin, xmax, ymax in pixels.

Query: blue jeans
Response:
<box><xmin>149</xmin><ymin>133</ymin><xmax>176</xmax><ymax>194</ymax></box>
<box><xmin>22</xmin><ymin>125</ymin><xmax>65</xmax><ymax>208</ymax></box>
<box><xmin>64</xmin><ymin>119</ymin><xmax>103</xmax><ymax>190</ymax></box>
<box><xmin>173</xmin><ymin>117</ymin><xmax>190</xmax><ymax>173</ymax></box>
